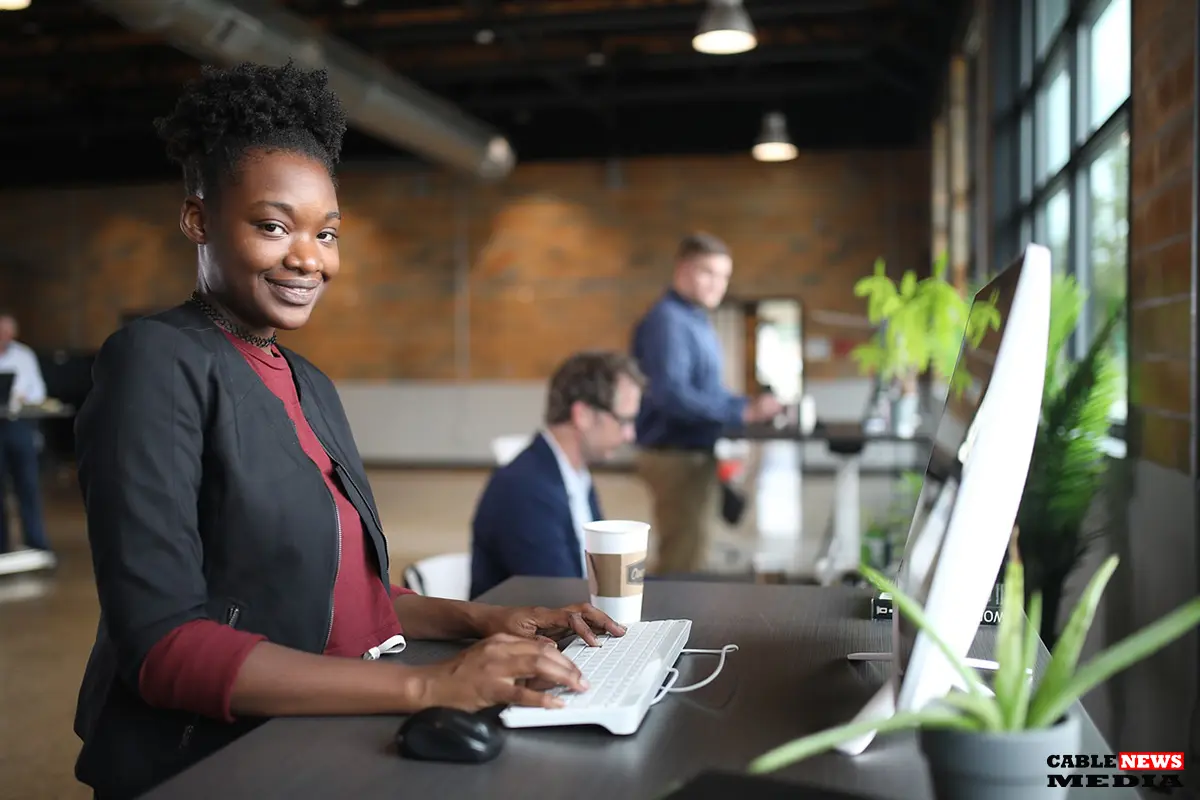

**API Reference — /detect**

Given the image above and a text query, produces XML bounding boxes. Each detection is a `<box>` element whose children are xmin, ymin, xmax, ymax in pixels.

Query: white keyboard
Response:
<box><xmin>500</xmin><ymin>619</ymin><xmax>692</xmax><ymax>735</ymax></box>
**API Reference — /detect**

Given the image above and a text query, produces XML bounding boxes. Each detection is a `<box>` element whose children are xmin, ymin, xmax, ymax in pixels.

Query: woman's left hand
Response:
<box><xmin>479</xmin><ymin>603</ymin><xmax>626</xmax><ymax>647</ymax></box>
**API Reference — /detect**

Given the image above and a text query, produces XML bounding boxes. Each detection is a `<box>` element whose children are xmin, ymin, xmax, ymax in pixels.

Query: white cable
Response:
<box><xmin>362</xmin><ymin>634</ymin><xmax>407</xmax><ymax>660</ymax></box>
<box><xmin>650</xmin><ymin>644</ymin><xmax>739</xmax><ymax>704</ymax></box>
<box><xmin>650</xmin><ymin>668</ymin><xmax>681</xmax><ymax>705</ymax></box>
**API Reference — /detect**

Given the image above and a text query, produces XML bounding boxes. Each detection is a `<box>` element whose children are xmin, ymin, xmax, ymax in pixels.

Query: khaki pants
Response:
<box><xmin>635</xmin><ymin>449</ymin><xmax>718</xmax><ymax>576</ymax></box>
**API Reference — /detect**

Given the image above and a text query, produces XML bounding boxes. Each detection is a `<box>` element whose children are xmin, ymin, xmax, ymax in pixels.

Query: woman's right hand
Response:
<box><xmin>414</xmin><ymin>633</ymin><xmax>589</xmax><ymax>711</ymax></box>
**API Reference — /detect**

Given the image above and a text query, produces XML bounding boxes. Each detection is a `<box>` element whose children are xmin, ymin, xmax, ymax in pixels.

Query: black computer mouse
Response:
<box><xmin>395</xmin><ymin>707</ymin><xmax>505</xmax><ymax>764</ymax></box>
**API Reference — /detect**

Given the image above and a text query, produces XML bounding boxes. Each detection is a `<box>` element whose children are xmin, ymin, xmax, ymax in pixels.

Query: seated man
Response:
<box><xmin>470</xmin><ymin>351</ymin><xmax>645</xmax><ymax>598</ymax></box>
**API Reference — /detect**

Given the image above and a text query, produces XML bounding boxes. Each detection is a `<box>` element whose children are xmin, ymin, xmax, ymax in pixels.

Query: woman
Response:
<box><xmin>73</xmin><ymin>61</ymin><xmax>621</xmax><ymax>800</ymax></box>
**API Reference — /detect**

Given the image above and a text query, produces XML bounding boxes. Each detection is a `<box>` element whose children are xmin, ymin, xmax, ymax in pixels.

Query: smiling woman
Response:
<box><xmin>153</xmin><ymin>62</ymin><xmax>347</xmax><ymax>340</ymax></box>
<box><xmin>71</xmin><ymin>61</ymin><xmax>624</xmax><ymax>800</ymax></box>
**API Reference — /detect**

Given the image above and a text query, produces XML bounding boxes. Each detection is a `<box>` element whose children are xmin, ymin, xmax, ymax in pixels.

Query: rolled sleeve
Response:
<box><xmin>75</xmin><ymin>324</ymin><xmax>213</xmax><ymax>691</ymax></box>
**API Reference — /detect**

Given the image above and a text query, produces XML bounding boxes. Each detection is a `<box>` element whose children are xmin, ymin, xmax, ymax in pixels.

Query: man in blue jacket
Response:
<box><xmin>470</xmin><ymin>351</ymin><xmax>646</xmax><ymax>598</ymax></box>
<box><xmin>632</xmin><ymin>232</ymin><xmax>781</xmax><ymax>575</ymax></box>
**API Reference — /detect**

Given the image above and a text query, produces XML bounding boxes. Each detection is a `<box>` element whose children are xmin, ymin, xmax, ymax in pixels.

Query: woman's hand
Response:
<box><xmin>414</xmin><ymin>634</ymin><xmax>589</xmax><ymax>710</ymax></box>
<box><xmin>478</xmin><ymin>603</ymin><xmax>626</xmax><ymax>647</ymax></box>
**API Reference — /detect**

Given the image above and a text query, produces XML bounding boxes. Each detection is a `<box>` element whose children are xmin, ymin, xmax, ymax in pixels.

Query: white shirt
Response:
<box><xmin>0</xmin><ymin>342</ymin><xmax>46</xmax><ymax>406</ymax></box>
<box><xmin>541</xmin><ymin>430</ymin><xmax>595</xmax><ymax>576</ymax></box>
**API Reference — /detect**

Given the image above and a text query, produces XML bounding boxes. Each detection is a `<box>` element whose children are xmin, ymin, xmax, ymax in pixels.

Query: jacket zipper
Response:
<box><xmin>282</xmin><ymin>415</ymin><xmax>345</xmax><ymax>653</ymax></box>
<box><xmin>180</xmin><ymin>603</ymin><xmax>242</xmax><ymax>750</ymax></box>
<box><xmin>292</xmin><ymin>379</ymin><xmax>385</xmax><ymax>564</ymax></box>
<box><xmin>331</xmin><ymin>455</ymin><xmax>384</xmax><ymax>539</ymax></box>
<box><xmin>331</xmin><ymin>457</ymin><xmax>387</xmax><ymax>578</ymax></box>
<box><xmin>315</xmin><ymin>435</ymin><xmax>386</xmax><ymax>578</ymax></box>
<box><xmin>322</xmin><ymin>482</ymin><xmax>342</xmax><ymax>651</ymax></box>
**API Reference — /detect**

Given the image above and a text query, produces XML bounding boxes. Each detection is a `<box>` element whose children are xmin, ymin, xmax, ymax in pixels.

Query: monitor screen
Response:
<box><xmin>892</xmin><ymin>258</ymin><xmax>1021</xmax><ymax>678</ymax></box>
<box><xmin>835</xmin><ymin>244</ymin><xmax>1049</xmax><ymax>756</ymax></box>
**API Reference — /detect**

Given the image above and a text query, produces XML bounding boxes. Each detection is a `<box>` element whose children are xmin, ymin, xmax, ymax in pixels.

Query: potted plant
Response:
<box><xmin>851</xmin><ymin>253</ymin><xmax>996</xmax><ymax>437</ymax></box>
<box><xmin>743</xmin><ymin>536</ymin><xmax>1200</xmax><ymax>799</ymax></box>
<box><xmin>861</xmin><ymin>470</ymin><xmax>924</xmax><ymax>572</ymax></box>
<box><xmin>1016</xmin><ymin>274</ymin><xmax>1123</xmax><ymax>648</ymax></box>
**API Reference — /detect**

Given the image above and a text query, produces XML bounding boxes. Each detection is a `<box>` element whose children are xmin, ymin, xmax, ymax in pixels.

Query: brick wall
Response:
<box><xmin>0</xmin><ymin>151</ymin><xmax>929</xmax><ymax>382</ymax></box>
<box><xmin>1129</xmin><ymin>0</ymin><xmax>1195</xmax><ymax>473</ymax></box>
<box><xmin>1112</xmin><ymin>0</ymin><xmax>1198</xmax><ymax>757</ymax></box>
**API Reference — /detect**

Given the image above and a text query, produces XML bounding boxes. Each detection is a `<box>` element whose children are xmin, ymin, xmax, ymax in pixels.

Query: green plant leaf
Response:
<box><xmin>746</xmin><ymin>708</ymin><xmax>976</xmax><ymax>774</ymax></box>
<box><xmin>993</xmin><ymin>535</ymin><xmax>1026</xmax><ymax>728</ymax></box>
<box><xmin>1017</xmin><ymin>278</ymin><xmax>1124</xmax><ymax>645</ymax></box>
<box><xmin>860</xmin><ymin>566</ymin><xmax>989</xmax><ymax>697</ymax></box>
<box><xmin>1027</xmin><ymin>554</ymin><xmax>1119</xmax><ymax>725</ymax></box>
<box><xmin>937</xmin><ymin>689</ymin><xmax>1004</xmax><ymax>731</ymax></box>
<box><xmin>948</xmin><ymin>368</ymin><xmax>972</xmax><ymax>399</ymax></box>
<box><xmin>879</xmin><ymin>294</ymin><xmax>903</xmax><ymax>319</ymax></box>
<box><xmin>849</xmin><ymin>252</ymin><xmax>981</xmax><ymax>382</ymax></box>
<box><xmin>964</xmin><ymin>291</ymin><xmax>1002</xmax><ymax>347</ymax></box>
<box><xmin>1010</xmin><ymin>590</ymin><xmax>1043</xmax><ymax>729</ymax></box>
<box><xmin>1027</xmin><ymin>595</ymin><xmax>1200</xmax><ymax>729</ymax></box>
<box><xmin>932</xmin><ymin>251</ymin><xmax>949</xmax><ymax>281</ymax></box>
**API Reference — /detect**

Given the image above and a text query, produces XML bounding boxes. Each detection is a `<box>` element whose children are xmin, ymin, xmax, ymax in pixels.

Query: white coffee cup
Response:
<box><xmin>583</xmin><ymin>520</ymin><xmax>650</xmax><ymax>625</ymax></box>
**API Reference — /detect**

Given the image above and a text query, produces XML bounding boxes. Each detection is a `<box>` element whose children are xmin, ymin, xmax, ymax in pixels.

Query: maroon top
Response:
<box><xmin>138</xmin><ymin>332</ymin><xmax>411</xmax><ymax>722</ymax></box>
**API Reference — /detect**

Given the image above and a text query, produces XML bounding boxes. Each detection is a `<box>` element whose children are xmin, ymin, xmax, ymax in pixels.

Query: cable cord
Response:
<box><xmin>651</xmin><ymin>645</ymin><xmax>739</xmax><ymax>705</ymax></box>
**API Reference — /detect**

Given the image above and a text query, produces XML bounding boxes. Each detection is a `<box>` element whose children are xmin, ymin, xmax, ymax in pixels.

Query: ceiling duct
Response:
<box><xmin>89</xmin><ymin>0</ymin><xmax>516</xmax><ymax>180</ymax></box>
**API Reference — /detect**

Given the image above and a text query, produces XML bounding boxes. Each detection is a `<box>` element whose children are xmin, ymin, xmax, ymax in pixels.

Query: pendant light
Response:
<box><xmin>692</xmin><ymin>0</ymin><xmax>757</xmax><ymax>56</ymax></box>
<box><xmin>0</xmin><ymin>0</ymin><xmax>32</xmax><ymax>9</ymax></box>
<box><xmin>752</xmin><ymin>112</ymin><xmax>798</xmax><ymax>162</ymax></box>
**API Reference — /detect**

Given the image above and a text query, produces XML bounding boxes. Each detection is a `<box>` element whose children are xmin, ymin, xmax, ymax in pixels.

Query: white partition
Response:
<box><xmin>335</xmin><ymin>381</ymin><xmax>545</xmax><ymax>464</ymax></box>
<box><xmin>335</xmin><ymin>377</ymin><xmax>924</xmax><ymax>471</ymax></box>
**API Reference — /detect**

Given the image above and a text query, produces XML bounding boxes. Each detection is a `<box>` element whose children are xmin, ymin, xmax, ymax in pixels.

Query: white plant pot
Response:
<box><xmin>892</xmin><ymin>393</ymin><xmax>920</xmax><ymax>438</ymax></box>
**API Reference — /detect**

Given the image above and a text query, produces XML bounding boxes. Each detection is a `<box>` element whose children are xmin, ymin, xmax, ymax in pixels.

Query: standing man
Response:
<box><xmin>632</xmin><ymin>233</ymin><xmax>780</xmax><ymax>575</ymax></box>
<box><xmin>0</xmin><ymin>312</ymin><xmax>51</xmax><ymax>553</ymax></box>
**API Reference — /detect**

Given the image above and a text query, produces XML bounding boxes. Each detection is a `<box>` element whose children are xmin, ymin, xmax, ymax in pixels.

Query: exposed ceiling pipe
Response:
<box><xmin>88</xmin><ymin>0</ymin><xmax>516</xmax><ymax>180</ymax></box>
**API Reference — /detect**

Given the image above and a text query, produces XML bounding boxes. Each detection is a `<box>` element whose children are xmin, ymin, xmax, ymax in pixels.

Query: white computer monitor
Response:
<box><xmin>835</xmin><ymin>243</ymin><xmax>1052</xmax><ymax>755</ymax></box>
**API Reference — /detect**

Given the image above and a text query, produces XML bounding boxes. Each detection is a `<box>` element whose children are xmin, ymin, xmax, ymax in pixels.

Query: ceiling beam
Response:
<box><xmin>460</xmin><ymin>74</ymin><xmax>869</xmax><ymax>110</ymax></box>
<box><xmin>0</xmin><ymin>71</ymin><xmax>874</xmax><ymax>131</ymax></box>
<box><xmin>0</xmin><ymin>39</ymin><xmax>879</xmax><ymax>99</ymax></box>
<box><xmin>409</xmin><ymin>44</ymin><xmax>868</xmax><ymax>85</ymax></box>
<box><xmin>0</xmin><ymin>29</ymin><xmax>869</xmax><ymax>78</ymax></box>
<box><xmin>345</xmin><ymin>0</ymin><xmax>878</xmax><ymax>46</ymax></box>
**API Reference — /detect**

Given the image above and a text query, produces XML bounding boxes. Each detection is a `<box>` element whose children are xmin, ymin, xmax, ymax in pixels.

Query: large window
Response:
<box><xmin>991</xmin><ymin>0</ymin><xmax>1130</xmax><ymax>431</ymax></box>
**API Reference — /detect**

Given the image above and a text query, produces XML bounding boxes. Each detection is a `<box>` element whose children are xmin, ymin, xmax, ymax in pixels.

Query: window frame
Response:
<box><xmin>989</xmin><ymin>0</ymin><xmax>1131</xmax><ymax>448</ymax></box>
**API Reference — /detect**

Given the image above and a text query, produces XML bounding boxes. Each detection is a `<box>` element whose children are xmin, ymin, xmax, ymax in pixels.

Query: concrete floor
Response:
<box><xmin>0</xmin><ymin>445</ymin><xmax>903</xmax><ymax>800</ymax></box>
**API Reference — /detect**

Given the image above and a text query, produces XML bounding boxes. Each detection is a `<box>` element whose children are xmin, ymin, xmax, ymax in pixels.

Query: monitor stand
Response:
<box><xmin>833</xmin><ymin>664</ymin><xmax>1003</xmax><ymax>758</ymax></box>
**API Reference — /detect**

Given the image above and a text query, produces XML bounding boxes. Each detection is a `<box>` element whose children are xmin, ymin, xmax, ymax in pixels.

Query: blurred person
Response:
<box><xmin>72</xmin><ymin>61</ymin><xmax>623</xmax><ymax>800</ymax></box>
<box><xmin>0</xmin><ymin>312</ymin><xmax>51</xmax><ymax>554</ymax></box>
<box><xmin>631</xmin><ymin>233</ymin><xmax>781</xmax><ymax>575</ymax></box>
<box><xmin>470</xmin><ymin>351</ymin><xmax>645</xmax><ymax>598</ymax></box>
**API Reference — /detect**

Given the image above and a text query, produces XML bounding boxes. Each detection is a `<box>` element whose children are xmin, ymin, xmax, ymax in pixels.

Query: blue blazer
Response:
<box><xmin>470</xmin><ymin>433</ymin><xmax>603</xmax><ymax>599</ymax></box>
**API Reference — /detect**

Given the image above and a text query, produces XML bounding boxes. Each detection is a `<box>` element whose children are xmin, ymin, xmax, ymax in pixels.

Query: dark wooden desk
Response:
<box><xmin>11</xmin><ymin>405</ymin><xmax>75</xmax><ymax>421</ymax></box>
<box><xmin>143</xmin><ymin>579</ymin><xmax>1128</xmax><ymax>800</ymax></box>
<box><xmin>725</xmin><ymin>420</ymin><xmax>932</xmax><ymax>447</ymax></box>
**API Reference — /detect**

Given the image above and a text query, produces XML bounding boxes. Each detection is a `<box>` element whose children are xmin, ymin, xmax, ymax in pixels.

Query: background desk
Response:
<box><xmin>144</xmin><ymin>579</ymin><xmax>1129</xmax><ymax>800</ymax></box>
<box><xmin>722</xmin><ymin>422</ymin><xmax>933</xmax><ymax>583</ymax></box>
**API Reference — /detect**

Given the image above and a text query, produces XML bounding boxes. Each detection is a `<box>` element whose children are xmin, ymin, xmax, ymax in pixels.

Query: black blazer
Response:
<box><xmin>73</xmin><ymin>302</ymin><xmax>390</xmax><ymax>800</ymax></box>
<box><xmin>469</xmin><ymin>433</ymin><xmax>603</xmax><ymax>599</ymax></box>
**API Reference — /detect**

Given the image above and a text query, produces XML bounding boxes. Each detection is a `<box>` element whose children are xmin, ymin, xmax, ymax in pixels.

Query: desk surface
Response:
<box><xmin>144</xmin><ymin>579</ymin><xmax>1127</xmax><ymax>800</ymax></box>
<box><xmin>728</xmin><ymin>421</ymin><xmax>931</xmax><ymax>446</ymax></box>
<box><xmin>8</xmin><ymin>405</ymin><xmax>74</xmax><ymax>421</ymax></box>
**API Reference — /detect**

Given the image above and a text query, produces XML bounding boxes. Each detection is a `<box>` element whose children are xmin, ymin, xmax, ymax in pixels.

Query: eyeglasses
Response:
<box><xmin>590</xmin><ymin>403</ymin><xmax>637</xmax><ymax>427</ymax></box>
